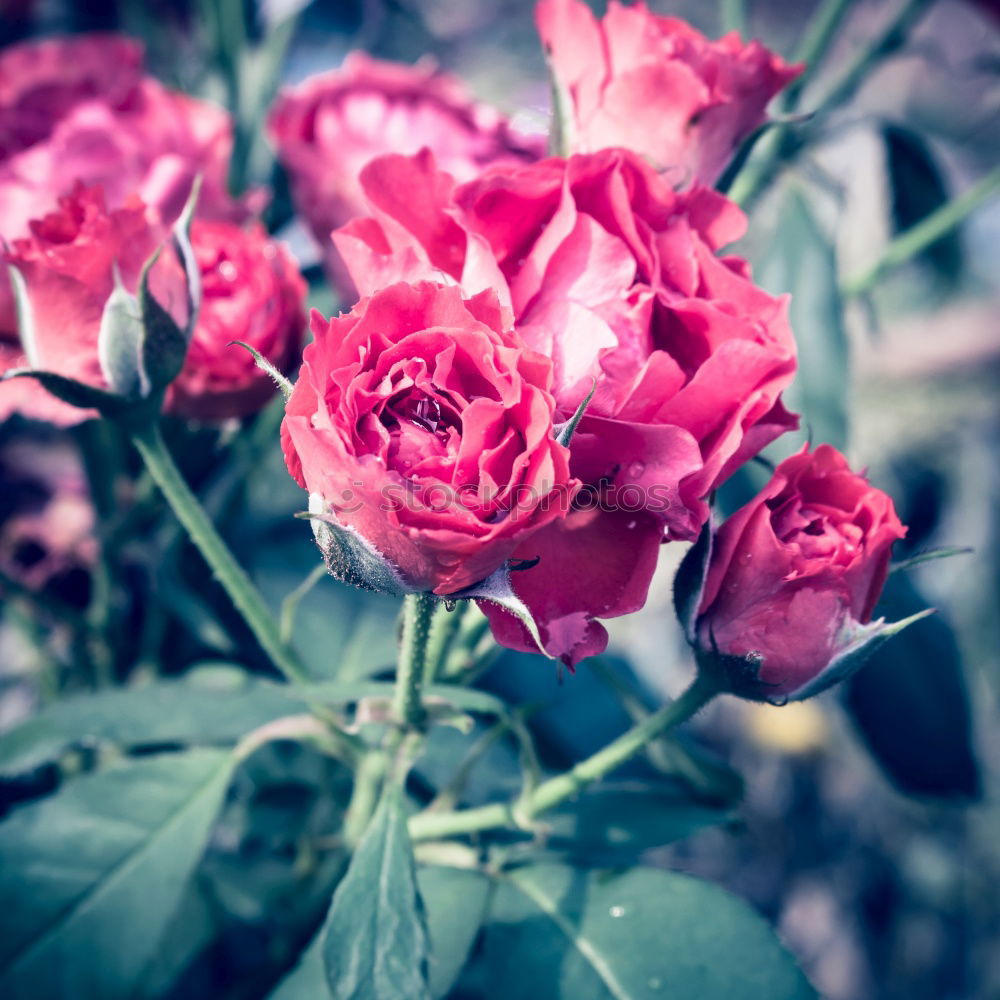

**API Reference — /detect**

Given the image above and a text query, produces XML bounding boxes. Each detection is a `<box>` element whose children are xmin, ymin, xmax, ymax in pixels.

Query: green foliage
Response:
<box><xmin>845</xmin><ymin>573</ymin><xmax>980</xmax><ymax>799</ymax></box>
<box><xmin>270</xmin><ymin>865</ymin><xmax>491</xmax><ymax>1000</ymax></box>
<box><xmin>0</xmin><ymin>750</ymin><xmax>235</xmax><ymax>1000</ymax></box>
<box><xmin>320</xmin><ymin>786</ymin><xmax>431</xmax><ymax>1000</ymax></box>
<box><xmin>0</xmin><ymin>665</ymin><xmax>299</xmax><ymax>777</ymax></box>
<box><xmin>756</xmin><ymin>189</ymin><xmax>850</xmax><ymax>453</ymax></box>
<box><xmin>458</xmin><ymin>863</ymin><xmax>816</xmax><ymax>999</ymax></box>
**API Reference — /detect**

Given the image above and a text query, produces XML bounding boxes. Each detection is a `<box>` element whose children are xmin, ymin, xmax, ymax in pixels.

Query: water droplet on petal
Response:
<box><xmin>609</xmin><ymin>905</ymin><xmax>626</xmax><ymax>918</ymax></box>
<box><xmin>627</xmin><ymin>461</ymin><xmax>645</xmax><ymax>479</ymax></box>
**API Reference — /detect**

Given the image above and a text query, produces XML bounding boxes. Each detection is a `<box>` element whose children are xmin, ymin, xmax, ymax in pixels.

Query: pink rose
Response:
<box><xmin>0</xmin><ymin>34</ymin><xmax>248</xmax><ymax>338</ymax></box>
<box><xmin>0</xmin><ymin>433</ymin><xmax>96</xmax><ymax>595</ymax></box>
<box><xmin>690</xmin><ymin>445</ymin><xmax>907</xmax><ymax>701</ymax></box>
<box><xmin>280</xmin><ymin>280</ymin><xmax>576</xmax><ymax>596</ymax></box>
<box><xmin>536</xmin><ymin>0</ymin><xmax>801</xmax><ymax>184</ymax></box>
<box><xmin>267</xmin><ymin>52</ymin><xmax>544</xmax><ymax>294</ymax></box>
<box><xmin>336</xmin><ymin>148</ymin><xmax>798</xmax><ymax>541</ymax></box>
<box><xmin>165</xmin><ymin>220</ymin><xmax>306</xmax><ymax>421</ymax></box>
<box><xmin>0</xmin><ymin>184</ymin><xmax>169</xmax><ymax>426</ymax></box>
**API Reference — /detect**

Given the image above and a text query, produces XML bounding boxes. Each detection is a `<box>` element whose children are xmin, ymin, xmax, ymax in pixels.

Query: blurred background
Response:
<box><xmin>0</xmin><ymin>1</ymin><xmax>998</xmax><ymax>998</ymax></box>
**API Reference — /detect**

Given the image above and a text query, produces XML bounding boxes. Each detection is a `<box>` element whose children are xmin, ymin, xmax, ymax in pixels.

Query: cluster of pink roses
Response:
<box><xmin>0</xmin><ymin>0</ymin><xmax>910</xmax><ymax>701</ymax></box>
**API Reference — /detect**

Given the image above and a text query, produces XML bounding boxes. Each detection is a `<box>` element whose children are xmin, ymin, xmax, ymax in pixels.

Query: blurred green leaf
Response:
<box><xmin>251</xmin><ymin>534</ymin><xmax>400</xmax><ymax>682</ymax></box>
<box><xmin>545</xmin><ymin>781</ymin><xmax>731</xmax><ymax>864</ymax></box>
<box><xmin>0</xmin><ymin>665</ymin><xmax>300</xmax><ymax>778</ymax></box>
<box><xmin>0</xmin><ymin>749</ymin><xmax>234</xmax><ymax>1000</ymax></box>
<box><xmin>269</xmin><ymin>865</ymin><xmax>490</xmax><ymax>1000</ymax></box>
<box><xmin>462</xmin><ymin>864</ymin><xmax>816</xmax><ymax>999</ymax></box>
<box><xmin>755</xmin><ymin>189</ymin><xmax>849</xmax><ymax>452</ymax></box>
<box><xmin>882</xmin><ymin>125</ymin><xmax>963</xmax><ymax>286</ymax></box>
<box><xmin>320</xmin><ymin>786</ymin><xmax>430</xmax><ymax>1000</ymax></box>
<box><xmin>844</xmin><ymin>573</ymin><xmax>980</xmax><ymax>799</ymax></box>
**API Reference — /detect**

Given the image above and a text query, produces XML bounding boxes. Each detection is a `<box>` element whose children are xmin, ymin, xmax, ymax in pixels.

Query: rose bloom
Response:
<box><xmin>280</xmin><ymin>280</ymin><xmax>576</xmax><ymax>596</ymax></box>
<box><xmin>693</xmin><ymin>445</ymin><xmax>907</xmax><ymax>701</ymax></box>
<box><xmin>0</xmin><ymin>184</ymin><xmax>303</xmax><ymax>426</ymax></box>
<box><xmin>0</xmin><ymin>432</ymin><xmax>96</xmax><ymax>599</ymax></box>
<box><xmin>336</xmin><ymin>148</ymin><xmax>797</xmax><ymax>541</ymax></box>
<box><xmin>267</xmin><ymin>52</ymin><xmax>544</xmax><ymax>293</ymax></box>
<box><xmin>0</xmin><ymin>33</ymin><xmax>248</xmax><ymax>337</ymax></box>
<box><xmin>536</xmin><ymin>0</ymin><xmax>801</xmax><ymax>184</ymax></box>
<box><xmin>335</xmin><ymin>148</ymin><xmax>797</xmax><ymax>664</ymax></box>
<box><xmin>165</xmin><ymin>220</ymin><xmax>306</xmax><ymax>421</ymax></box>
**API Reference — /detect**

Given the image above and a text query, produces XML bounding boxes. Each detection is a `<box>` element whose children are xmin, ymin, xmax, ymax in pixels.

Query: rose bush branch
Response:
<box><xmin>407</xmin><ymin>670</ymin><xmax>720</xmax><ymax>841</ymax></box>
<box><xmin>130</xmin><ymin>422</ymin><xmax>311</xmax><ymax>685</ymax></box>
<box><xmin>842</xmin><ymin>166</ymin><xmax>1000</xmax><ymax>297</ymax></box>
<box><xmin>394</xmin><ymin>593</ymin><xmax>436</xmax><ymax>728</ymax></box>
<box><xmin>730</xmin><ymin>0</ymin><xmax>934</xmax><ymax>208</ymax></box>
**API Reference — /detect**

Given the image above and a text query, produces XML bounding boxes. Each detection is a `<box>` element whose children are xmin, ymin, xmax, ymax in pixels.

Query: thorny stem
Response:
<box><xmin>408</xmin><ymin>671</ymin><xmax>720</xmax><ymax>841</ymax></box>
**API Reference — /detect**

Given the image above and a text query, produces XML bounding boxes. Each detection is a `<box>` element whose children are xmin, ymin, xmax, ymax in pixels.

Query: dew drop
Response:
<box><xmin>608</xmin><ymin>905</ymin><xmax>626</xmax><ymax>918</ymax></box>
<box><xmin>626</xmin><ymin>520</ymin><xmax>637</xmax><ymax>530</ymax></box>
<box><xmin>627</xmin><ymin>461</ymin><xmax>645</xmax><ymax>479</ymax></box>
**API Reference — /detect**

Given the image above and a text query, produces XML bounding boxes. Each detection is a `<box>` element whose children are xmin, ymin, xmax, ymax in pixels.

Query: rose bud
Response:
<box><xmin>335</xmin><ymin>148</ymin><xmax>798</xmax><ymax>541</ymax></box>
<box><xmin>0</xmin><ymin>184</ymin><xmax>171</xmax><ymax>426</ymax></box>
<box><xmin>0</xmin><ymin>33</ymin><xmax>253</xmax><ymax>340</ymax></box>
<box><xmin>280</xmin><ymin>280</ymin><xmax>576</xmax><ymax>596</ymax></box>
<box><xmin>164</xmin><ymin>220</ymin><xmax>306</xmax><ymax>421</ymax></box>
<box><xmin>267</xmin><ymin>52</ymin><xmax>543</xmax><ymax>295</ymax></box>
<box><xmin>536</xmin><ymin>0</ymin><xmax>801</xmax><ymax>184</ymax></box>
<box><xmin>677</xmin><ymin>445</ymin><xmax>919</xmax><ymax>703</ymax></box>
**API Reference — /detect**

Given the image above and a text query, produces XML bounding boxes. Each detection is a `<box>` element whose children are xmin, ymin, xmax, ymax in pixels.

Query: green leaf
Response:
<box><xmin>844</xmin><ymin>574</ymin><xmax>980</xmax><ymax>799</ymax></box>
<box><xmin>0</xmin><ymin>665</ymin><xmax>299</xmax><ymax>778</ymax></box>
<box><xmin>0</xmin><ymin>367</ymin><xmax>129</xmax><ymax>417</ymax></box>
<box><xmin>320</xmin><ymin>786</ymin><xmax>431</xmax><ymax>1000</ymax></box>
<box><xmin>296</xmin><ymin>681</ymin><xmax>509</xmax><ymax>720</ymax></box>
<box><xmin>0</xmin><ymin>749</ymin><xmax>235</xmax><ymax>1000</ymax></box>
<box><xmin>545</xmin><ymin>782</ymin><xmax>730</xmax><ymax>864</ymax></box>
<box><xmin>269</xmin><ymin>866</ymin><xmax>490</xmax><ymax>1000</ymax></box>
<box><xmin>672</xmin><ymin>522</ymin><xmax>712</xmax><ymax>644</ymax></box>
<box><xmin>755</xmin><ymin>190</ymin><xmax>850</xmax><ymax>452</ymax></box>
<box><xmin>468</xmin><ymin>864</ymin><xmax>816</xmax><ymax>999</ymax></box>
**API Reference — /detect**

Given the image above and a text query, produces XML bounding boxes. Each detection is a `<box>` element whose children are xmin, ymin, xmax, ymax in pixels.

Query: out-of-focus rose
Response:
<box><xmin>267</xmin><ymin>52</ymin><xmax>544</xmax><ymax>293</ymax></box>
<box><xmin>165</xmin><ymin>220</ymin><xmax>306</xmax><ymax>421</ymax></box>
<box><xmin>0</xmin><ymin>183</ymin><xmax>171</xmax><ymax>426</ymax></box>
<box><xmin>336</xmin><ymin>148</ymin><xmax>798</xmax><ymax>541</ymax></box>
<box><xmin>280</xmin><ymin>280</ymin><xmax>576</xmax><ymax>596</ymax></box>
<box><xmin>536</xmin><ymin>0</ymin><xmax>801</xmax><ymax>184</ymax></box>
<box><xmin>0</xmin><ymin>432</ymin><xmax>96</xmax><ymax>599</ymax></box>
<box><xmin>690</xmin><ymin>445</ymin><xmax>907</xmax><ymax>702</ymax></box>
<box><xmin>0</xmin><ymin>34</ymin><xmax>249</xmax><ymax>337</ymax></box>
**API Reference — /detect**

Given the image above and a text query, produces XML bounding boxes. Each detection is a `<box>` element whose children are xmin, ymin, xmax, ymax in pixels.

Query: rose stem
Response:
<box><xmin>842</xmin><ymin>166</ymin><xmax>1000</xmax><ymax>297</ymax></box>
<box><xmin>730</xmin><ymin>0</ymin><xmax>933</xmax><ymax>210</ymax></box>
<box><xmin>394</xmin><ymin>593</ymin><xmax>436</xmax><ymax>728</ymax></box>
<box><xmin>129</xmin><ymin>421</ymin><xmax>310</xmax><ymax>686</ymax></box>
<box><xmin>423</xmin><ymin>599</ymin><xmax>467</xmax><ymax>684</ymax></box>
<box><xmin>408</xmin><ymin>670</ymin><xmax>720</xmax><ymax>841</ymax></box>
